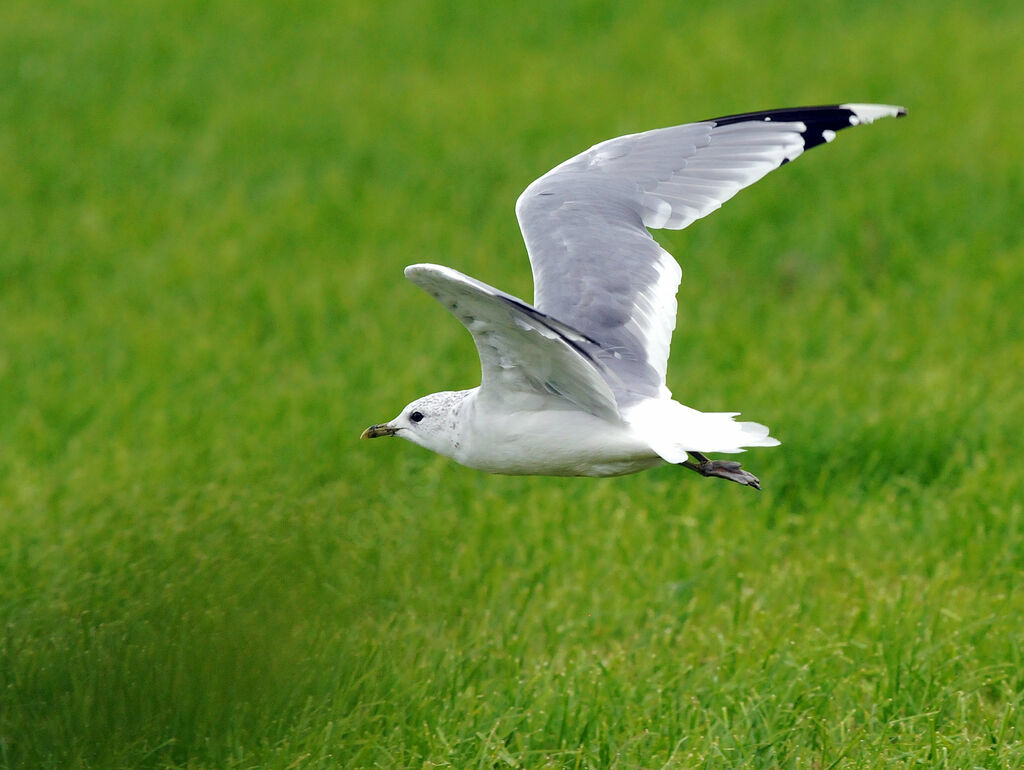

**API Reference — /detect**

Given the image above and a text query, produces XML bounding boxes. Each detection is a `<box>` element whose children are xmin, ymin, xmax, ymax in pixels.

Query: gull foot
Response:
<box><xmin>680</xmin><ymin>452</ymin><xmax>762</xmax><ymax>490</ymax></box>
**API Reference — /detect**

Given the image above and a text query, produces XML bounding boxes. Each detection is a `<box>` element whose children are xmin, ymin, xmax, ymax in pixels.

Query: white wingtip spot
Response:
<box><xmin>822</xmin><ymin>129</ymin><xmax>836</xmax><ymax>143</ymax></box>
<box><xmin>841</xmin><ymin>103</ymin><xmax>905</xmax><ymax>125</ymax></box>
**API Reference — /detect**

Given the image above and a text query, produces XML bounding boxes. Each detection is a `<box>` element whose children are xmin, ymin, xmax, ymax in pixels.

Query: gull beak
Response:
<box><xmin>360</xmin><ymin>423</ymin><xmax>398</xmax><ymax>439</ymax></box>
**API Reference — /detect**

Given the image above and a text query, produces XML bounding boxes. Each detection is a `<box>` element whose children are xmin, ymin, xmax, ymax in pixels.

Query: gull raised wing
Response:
<box><xmin>516</xmin><ymin>104</ymin><xmax>906</xmax><ymax>404</ymax></box>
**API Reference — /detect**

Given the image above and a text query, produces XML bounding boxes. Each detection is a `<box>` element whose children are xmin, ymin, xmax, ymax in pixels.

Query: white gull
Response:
<box><xmin>362</xmin><ymin>103</ymin><xmax>906</xmax><ymax>489</ymax></box>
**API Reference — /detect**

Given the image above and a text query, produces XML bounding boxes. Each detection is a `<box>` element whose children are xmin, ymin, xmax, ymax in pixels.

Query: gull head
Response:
<box><xmin>360</xmin><ymin>390</ymin><xmax>471</xmax><ymax>458</ymax></box>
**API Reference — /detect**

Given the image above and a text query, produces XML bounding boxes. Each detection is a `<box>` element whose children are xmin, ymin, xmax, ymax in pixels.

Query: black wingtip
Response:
<box><xmin>709</xmin><ymin>104</ymin><xmax>904</xmax><ymax>154</ymax></box>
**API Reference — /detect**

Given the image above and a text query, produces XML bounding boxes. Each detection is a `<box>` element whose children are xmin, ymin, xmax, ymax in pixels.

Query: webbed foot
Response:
<box><xmin>680</xmin><ymin>451</ymin><xmax>762</xmax><ymax>490</ymax></box>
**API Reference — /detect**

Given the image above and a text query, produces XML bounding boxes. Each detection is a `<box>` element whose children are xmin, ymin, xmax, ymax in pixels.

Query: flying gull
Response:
<box><xmin>362</xmin><ymin>103</ymin><xmax>906</xmax><ymax>488</ymax></box>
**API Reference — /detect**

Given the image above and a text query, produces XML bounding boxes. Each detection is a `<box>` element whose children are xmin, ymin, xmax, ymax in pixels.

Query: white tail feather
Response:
<box><xmin>625</xmin><ymin>399</ymin><xmax>781</xmax><ymax>464</ymax></box>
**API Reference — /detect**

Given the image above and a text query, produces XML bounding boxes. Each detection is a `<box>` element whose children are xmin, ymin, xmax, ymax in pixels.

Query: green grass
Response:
<box><xmin>2</xmin><ymin>0</ymin><xmax>1023</xmax><ymax>767</ymax></box>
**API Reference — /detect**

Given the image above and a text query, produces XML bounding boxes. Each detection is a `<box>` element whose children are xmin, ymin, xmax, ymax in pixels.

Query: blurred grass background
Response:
<box><xmin>1</xmin><ymin>0</ymin><xmax>1023</xmax><ymax>767</ymax></box>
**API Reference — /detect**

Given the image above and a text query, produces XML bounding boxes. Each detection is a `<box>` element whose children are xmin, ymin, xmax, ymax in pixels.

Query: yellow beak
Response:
<box><xmin>360</xmin><ymin>423</ymin><xmax>398</xmax><ymax>439</ymax></box>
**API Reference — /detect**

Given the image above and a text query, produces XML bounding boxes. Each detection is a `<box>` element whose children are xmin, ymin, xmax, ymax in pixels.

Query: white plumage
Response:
<box><xmin>362</xmin><ymin>103</ymin><xmax>905</xmax><ymax>488</ymax></box>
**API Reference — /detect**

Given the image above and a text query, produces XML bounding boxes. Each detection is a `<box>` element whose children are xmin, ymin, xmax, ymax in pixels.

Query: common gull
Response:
<box><xmin>362</xmin><ymin>104</ymin><xmax>906</xmax><ymax>488</ymax></box>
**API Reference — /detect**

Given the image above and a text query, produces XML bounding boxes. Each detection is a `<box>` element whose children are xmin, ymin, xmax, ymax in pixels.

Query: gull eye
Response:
<box><xmin>410</xmin><ymin>411</ymin><xmax>424</xmax><ymax>423</ymax></box>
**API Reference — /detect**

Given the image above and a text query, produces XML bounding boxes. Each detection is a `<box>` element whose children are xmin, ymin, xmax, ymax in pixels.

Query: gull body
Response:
<box><xmin>362</xmin><ymin>103</ymin><xmax>906</xmax><ymax>488</ymax></box>
<box><xmin>384</xmin><ymin>389</ymin><xmax>664</xmax><ymax>477</ymax></box>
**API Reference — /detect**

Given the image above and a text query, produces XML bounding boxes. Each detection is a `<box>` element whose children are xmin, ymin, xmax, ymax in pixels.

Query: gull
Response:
<box><xmin>362</xmin><ymin>104</ymin><xmax>905</xmax><ymax>489</ymax></box>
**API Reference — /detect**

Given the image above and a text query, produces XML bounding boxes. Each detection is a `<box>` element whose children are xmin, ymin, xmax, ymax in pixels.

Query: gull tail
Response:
<box><xmin>624</xmin><ymin>399</ymin><xmax>781</xmax><ymax>464</ymax></box>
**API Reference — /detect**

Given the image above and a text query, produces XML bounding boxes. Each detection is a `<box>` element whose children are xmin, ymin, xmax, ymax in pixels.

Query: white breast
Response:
<box><xmin>456</xmin><ymin>393</ymin><xmax>663</xmax><ymax>477</ymax></box>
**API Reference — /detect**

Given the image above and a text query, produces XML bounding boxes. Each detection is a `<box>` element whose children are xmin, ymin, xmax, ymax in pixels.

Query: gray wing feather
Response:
<box><xmin>515</xmin><ymin>104</ymin><xmax>906</xmax><ymax>404</ymax></box>
<box><xmin>404</xmin><ymin>263</ymin><xmax>620</xmax><ymax>421</ymax></box>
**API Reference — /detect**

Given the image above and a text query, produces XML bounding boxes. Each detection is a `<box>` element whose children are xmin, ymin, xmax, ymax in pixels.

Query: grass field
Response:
<box><xmin>2</xmin><ymin>0</ymin><xmax>1023</xmax><ymax>767</ymax></box>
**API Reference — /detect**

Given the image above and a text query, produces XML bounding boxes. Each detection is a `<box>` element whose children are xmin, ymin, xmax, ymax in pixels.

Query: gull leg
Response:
<box><xmin>680</xmin><ymin>451</ymin><xmax>762</xmax><ymax>490</ymax></box>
